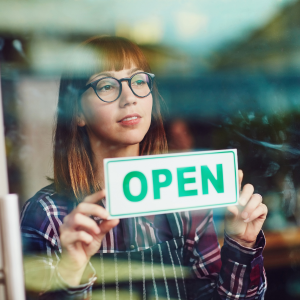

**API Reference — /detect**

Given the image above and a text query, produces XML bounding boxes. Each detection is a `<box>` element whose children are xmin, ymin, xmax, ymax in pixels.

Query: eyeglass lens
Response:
<box><xmin>95</xmin><ymin>73</ymin><xmax>152</xmax><ymax>102</ymax></box>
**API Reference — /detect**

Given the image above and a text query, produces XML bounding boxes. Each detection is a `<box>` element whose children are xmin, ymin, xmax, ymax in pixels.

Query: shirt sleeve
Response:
<box><xmin>38</xmin><ymin>262</ymin><xmax>97</xmax><ymax>300</ymax></box>
<box><xmin>184</xmin><ymin>209</ymin><xmax>267</xmax><ymax>300</ymax></box>
<box><xmin>21</xmin><ymin>196</ymin><xmax>97</xmax><ymax>300</ymax></box>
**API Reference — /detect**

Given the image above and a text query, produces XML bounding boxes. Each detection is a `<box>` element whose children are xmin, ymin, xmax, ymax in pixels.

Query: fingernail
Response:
<box><xmin>241</xmin><ymin>211</ymin><xmax>248</xmax><ymax>219</ymax></box>
<box><xmin>95</xmin><ymin>227</ymin><xmax>101</xmax><ymax>234</ymax></box>
<box><xmin>243</xmin><ymin>218</ymin><xmax>250</xmax><ymax>223</ymax></box>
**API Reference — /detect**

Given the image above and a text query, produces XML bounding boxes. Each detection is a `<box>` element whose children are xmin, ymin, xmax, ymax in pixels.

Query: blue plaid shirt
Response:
<box><xmin>21</xmin><ymin>184</ymin><xmax>267</xmax><ymax>299</ymax></box>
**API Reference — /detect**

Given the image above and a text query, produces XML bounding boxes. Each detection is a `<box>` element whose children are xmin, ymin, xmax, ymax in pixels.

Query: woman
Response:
<box><xmin>21</xmin><ymin>36</ymin><xmax>267</xmax><ymax>300</ymax></box>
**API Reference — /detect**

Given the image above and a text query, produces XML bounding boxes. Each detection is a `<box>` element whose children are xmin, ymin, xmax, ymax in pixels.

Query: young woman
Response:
<box><xmin>21</xmin><ymin>36</ymin><xmax>268</xmax><ymax>300</ymax></box>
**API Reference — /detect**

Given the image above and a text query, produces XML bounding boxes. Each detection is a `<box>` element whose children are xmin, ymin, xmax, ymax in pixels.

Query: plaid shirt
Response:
<box><xmin>21</xmin><ymin>184</ymin><xmax>266</xmax><ymax>299</ymax></box>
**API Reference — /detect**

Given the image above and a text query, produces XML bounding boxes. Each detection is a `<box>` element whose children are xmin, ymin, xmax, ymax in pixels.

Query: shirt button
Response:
<box><xmin>130</xmin><ymin>245</ymin><xmax>135</xmax><ymax>250</ymax></box>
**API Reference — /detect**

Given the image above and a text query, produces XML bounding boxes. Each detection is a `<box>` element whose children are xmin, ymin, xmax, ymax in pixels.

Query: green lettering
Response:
<box><xmin>201</xmin><ymin>164</ymin><xmax>224</xmax><ymax>195</ymax></box>
<box><xmin>123</xmin><ymin>171</ymin><xmax>148</xmax><ymax>202</ymax></box>
<box><xmin>177</xmin><ymin>167</ymin><xmax>198</xmax><ymax>197</ymax></box>
<box><xmin>152</xmin><ymin>169</ymin><xmax>172</xmax><ymax>199</ymax></box>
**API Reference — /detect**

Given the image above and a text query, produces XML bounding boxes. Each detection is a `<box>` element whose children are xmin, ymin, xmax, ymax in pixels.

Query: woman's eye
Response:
<box><xmin>96</xmin><ymin>83</ymin><xmax>116</xmax><ymax>93</ymax></box>
<box><xmin>132</xmin><ymin>80</ymin><xmax>146</xmax><ymax>86</ymax></box>
<box><xmin>100</xmin><ymin>85</ymin><xmax>113</xmax><ymax>91</ymax></box>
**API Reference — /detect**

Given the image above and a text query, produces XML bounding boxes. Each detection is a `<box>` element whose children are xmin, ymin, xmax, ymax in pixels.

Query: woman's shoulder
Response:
<box><xmin>20</xmin><ymin>183</ymin><xmax>76</xmax><ymax>227</ymax></box>
<box><xmin>23</xmin><ymin>183</ymin><xmax>75</xmax><ymax>208</ymax></box>
<box><xmin>25</xmin><ymin>183</ymin><xmax>56</xmax><ymax>203</ymax></box>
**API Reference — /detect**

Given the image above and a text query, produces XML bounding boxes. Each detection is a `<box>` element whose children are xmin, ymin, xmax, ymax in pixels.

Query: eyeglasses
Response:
<box><xmin>81</xmin><ymin>72</ymin><xmax>155</xmax><ymax>103</ymax></box>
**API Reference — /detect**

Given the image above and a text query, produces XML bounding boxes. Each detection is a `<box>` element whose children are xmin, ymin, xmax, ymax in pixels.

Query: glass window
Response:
<box><xmin>1</xmin><ymin>1</ymin><xmax>299</xmax><ymax>299</ymax></box>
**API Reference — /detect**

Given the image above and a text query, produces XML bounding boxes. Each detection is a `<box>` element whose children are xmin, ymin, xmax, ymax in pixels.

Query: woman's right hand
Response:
<box><xmin>57</xmin><ymin>189</ymin><xmax>119</xmax><ymax>286</ymax></box>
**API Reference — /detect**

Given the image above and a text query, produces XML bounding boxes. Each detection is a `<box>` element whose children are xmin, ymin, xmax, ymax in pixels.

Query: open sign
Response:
<box><xmin>104</xmin><ymin>149</ymin><xmax>239</xmax><ymax>219</ymax></box>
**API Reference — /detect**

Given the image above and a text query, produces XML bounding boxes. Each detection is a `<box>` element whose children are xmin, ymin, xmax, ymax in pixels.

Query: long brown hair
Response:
<box><xmin>53</xmin><ymin>36</ymin><xmax>168</xmax><ymax>200</ymax></box>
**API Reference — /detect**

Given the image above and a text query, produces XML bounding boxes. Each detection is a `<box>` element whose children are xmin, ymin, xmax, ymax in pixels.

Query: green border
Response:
<box><xmin>105</xmin><ymin>150</ymin><xmax>238</xmax><ymax>218</ymax></box>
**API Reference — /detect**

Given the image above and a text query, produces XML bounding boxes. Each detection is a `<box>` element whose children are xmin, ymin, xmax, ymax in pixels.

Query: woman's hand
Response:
<box><xmin>225</xmin><ymin>170</ymin><xmax>268</xmax><ymax>248</ymax></box>
<box><xmin>58</xmin><ymin>189</ymin><xmax>119</xmax><ymax>286</ymax></box>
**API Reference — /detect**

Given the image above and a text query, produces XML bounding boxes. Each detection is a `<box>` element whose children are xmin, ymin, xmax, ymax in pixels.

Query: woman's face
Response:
<box><xmin>79</xmin><ymin>66</ymin><xmax>153</xmax><ymax>150</ymax></box>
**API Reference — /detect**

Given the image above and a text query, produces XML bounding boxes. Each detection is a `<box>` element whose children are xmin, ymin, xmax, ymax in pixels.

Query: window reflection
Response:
<box><xmin>1</xmin><ymin>1</ymin><xmax>300</xmax><ymax>299</ymax></box>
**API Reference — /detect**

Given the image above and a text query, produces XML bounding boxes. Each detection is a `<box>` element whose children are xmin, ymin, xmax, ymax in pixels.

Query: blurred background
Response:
<box><xmin>1</xmin><ymin>0</ymin><xmax>300</xmax><ymax>298</ymax></box>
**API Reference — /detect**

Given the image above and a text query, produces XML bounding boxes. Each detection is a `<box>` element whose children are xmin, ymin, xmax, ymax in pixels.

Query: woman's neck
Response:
<box><xmin>90</xmin><ymin>138</ymin><xmax>140</xmax><ymax>188</ymax></box>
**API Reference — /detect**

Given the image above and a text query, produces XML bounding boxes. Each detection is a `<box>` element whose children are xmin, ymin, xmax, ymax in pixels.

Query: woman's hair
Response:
<box><xmin>53</xmin><ymin>36</ymin><xmax>168</xmax><ymax>200</ymax></box>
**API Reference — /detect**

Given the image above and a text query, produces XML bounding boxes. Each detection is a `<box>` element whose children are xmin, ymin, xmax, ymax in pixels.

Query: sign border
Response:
<box><xmin>105</xmin><ymin>149</ymin><xmax>238</xmax><ymax>218</ymax></box>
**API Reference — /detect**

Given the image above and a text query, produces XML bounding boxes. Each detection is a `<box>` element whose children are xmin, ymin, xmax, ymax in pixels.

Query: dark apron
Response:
<box><xmin>93</xmin><ymin>213</ymin><xmax>192</xmax><ymax>300</ymax></box>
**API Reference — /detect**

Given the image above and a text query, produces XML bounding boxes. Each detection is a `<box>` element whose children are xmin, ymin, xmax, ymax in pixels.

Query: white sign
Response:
<box><xmin>104</xmin><ymin>149</ymin><xmax>239</xmax><ymax>219</ymax></box>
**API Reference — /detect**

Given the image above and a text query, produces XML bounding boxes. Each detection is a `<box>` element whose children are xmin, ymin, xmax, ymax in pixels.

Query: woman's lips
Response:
<box><xmin>118</xmin><ymin>114</ymin><xmax>141</xmax><ymax>126</ymax></box>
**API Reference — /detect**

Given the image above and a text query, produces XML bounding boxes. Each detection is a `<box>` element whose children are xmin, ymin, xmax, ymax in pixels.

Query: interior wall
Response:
<box><xmin>16</xmin><ymin>76</ymin><xmax>59</xmax><ymax>203</ymax></box>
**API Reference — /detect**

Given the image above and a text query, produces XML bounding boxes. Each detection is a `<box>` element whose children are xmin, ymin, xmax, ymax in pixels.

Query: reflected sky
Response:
<box><xmin>0</xmin><ymin>0</ymin><xmax>297</xmax><ymax>57</ymax></box>
<box><xmin>113</xmin><ymin>0</ymin><xmax>297</xmax><ymax>55</ymax></box>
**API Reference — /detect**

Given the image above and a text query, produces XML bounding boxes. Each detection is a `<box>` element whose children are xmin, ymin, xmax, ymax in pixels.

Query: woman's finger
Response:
<box><xmin>238</xmin><ymin>170</ymin><xmax>243</xmax><ymax>191</ymax></box>
<box><xmin>244</xmin><ymin>203</ymin><xmax>268</xmax><ymax>223</ymax></box>
<box><xmin>65</xmin><ymin>212</ymin><xmax>101</xmax><ymax>235</ymax></box>
<box><xmin>75</xmin><ymin>202</ymin><xmax>109</xmax><ymax>219</ymax></box>
<box><xmin>99</xmin><ymin>219</ymin><xmax>120</xmax><ymax>237</ymax></box>
<box><xmin>226</xmin><ymin>205</ymin><xmax>239</xmax><ymax>218</ymax></box>
<box><xmin>83</xmin><ymin>190</ymin><xmax>106</xmax><ymax>204</ymax></box>
<box><xmin>61</xmin><ymin>230</ymin><xmax>93</xmax><ymax>246</ymax></box>
<box><xmin>239</xmin><ymin>183</ymin><xmax>254</xmax><ymax>206</ymax></box>
<box><xmin>240</xmin><ymin>193</ymin><xmax>262</xmax><ymax>221</ymax></box>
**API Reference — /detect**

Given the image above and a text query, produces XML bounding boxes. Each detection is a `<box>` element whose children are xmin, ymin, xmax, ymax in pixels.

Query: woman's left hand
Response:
<box><xmin>225</xmin><ymin>170</ymin><xmax>268</xmax><ymax>248</ymax></box>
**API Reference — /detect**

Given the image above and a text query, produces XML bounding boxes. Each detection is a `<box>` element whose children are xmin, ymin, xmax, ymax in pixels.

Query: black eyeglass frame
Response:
<box><xmin>80</xmin><ymin>72</ymin><xmax>155</xmax><ymax>103</ymax></box>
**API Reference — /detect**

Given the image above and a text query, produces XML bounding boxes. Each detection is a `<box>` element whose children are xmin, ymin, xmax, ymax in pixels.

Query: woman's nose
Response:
<box><xmin>118</xmin><ymin>81</ymin><xmax>137</xmax><ymax>107</ymax></box>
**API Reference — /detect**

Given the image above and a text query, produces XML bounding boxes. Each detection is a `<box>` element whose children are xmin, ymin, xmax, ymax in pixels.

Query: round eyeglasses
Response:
<box><xmin>81</xmin><ymin>72</ymin><xmax>155</xmax><ymax>103</ymax></box>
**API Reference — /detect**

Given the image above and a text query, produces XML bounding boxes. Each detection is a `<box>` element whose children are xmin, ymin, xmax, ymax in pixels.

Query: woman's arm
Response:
<box><xmin>21</xmin><ymin>189</ymin><xmax>119</xmax><ymax>299</ymax></box>
<box><xmin>185</xmin><ymin>210</ymin><xmax>266</xmax><ymax>300</ymax></box>
<box><xmin>185</xmin><ymin>170</ymin><xmax>267</xmax><ymax>300</ymax></box>
<box><xmin>57</xmin><ymin>190</ymin><xmax>119</xmax><ymax>286</ymax></box>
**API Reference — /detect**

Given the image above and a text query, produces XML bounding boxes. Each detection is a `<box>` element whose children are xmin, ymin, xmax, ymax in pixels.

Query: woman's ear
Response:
<box><xmin>77</xmin><ymin>115</ymin><xmax>86</xmax><ymax>127</ymax></box>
